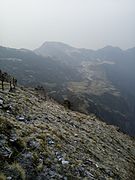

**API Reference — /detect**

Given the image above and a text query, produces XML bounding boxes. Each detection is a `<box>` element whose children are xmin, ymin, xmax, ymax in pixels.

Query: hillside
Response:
<box><xmin>0</xmin><ymin>87</ymin><xmax>135</xmax><ymax>179</ymax></box>
<box><xmin>0</xmin><ymin>43</ymin><xmax>135</xmax><ymax>136</ymax></box>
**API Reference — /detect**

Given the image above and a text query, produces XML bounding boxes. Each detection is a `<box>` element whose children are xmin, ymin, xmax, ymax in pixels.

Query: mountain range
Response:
<box><xmin>0</xmin><ymin>42</ymin><xmax>135</xmax><ymax>136</ymax></box>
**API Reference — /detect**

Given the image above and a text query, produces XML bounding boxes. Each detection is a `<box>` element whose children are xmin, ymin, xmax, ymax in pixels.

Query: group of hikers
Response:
<box><xmin>0</xmin><ymin>70</ymin><xmax>17</xmax><ymax>91</ymax></box>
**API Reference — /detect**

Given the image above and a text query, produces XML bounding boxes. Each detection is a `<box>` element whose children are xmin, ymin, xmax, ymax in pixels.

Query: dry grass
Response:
<box><xmin>9</xmin><ymin>163</ymin><xmax>26</xmax><ymax>180</ymax></box>
<box><xmin>0</xmin><ymin>173</ymin><xmax>6</xmax><ymax>180</ymax></box>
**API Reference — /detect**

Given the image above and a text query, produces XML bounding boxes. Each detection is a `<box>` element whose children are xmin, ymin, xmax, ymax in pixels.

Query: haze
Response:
<box><xmin>0</xmin><ymin>0</ymin><xmax>135</xmax><ymax>50</ymax></box>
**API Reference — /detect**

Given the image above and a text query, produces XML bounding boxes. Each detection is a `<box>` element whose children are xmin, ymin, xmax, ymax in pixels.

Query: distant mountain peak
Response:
<box><xmin>40</xmin><ymin>41</ymin><xmax>75</xmax><ymax>50</ymax></box>
<box><xmin>100</xmin><ymin>45</ymin><xmax>122</xmax><ymax>51</ymax></box>
<box><xmin>34</xmin><ymin>41</ymin><xmax>78</xmax><ymax>58</ymax></box>
<box><xmin>126</xmin><ymin>47</ymin><xmax>135</xmax><ymax>52</ymax></box>
<box><xmin>19</xmin><ymin>48</ymin><xmax>31</xmax><ymax>51</ymax></box>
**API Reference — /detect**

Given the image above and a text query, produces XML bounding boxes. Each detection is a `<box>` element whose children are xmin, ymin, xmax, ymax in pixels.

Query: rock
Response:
<box><xmin>48</xmin><ymin>170</ymin><xmax>56</xmax><ymax>177</ymax></box>
<box><xmin>23</xmin><ymin>152</ymin><xmax>33</xmax><ymax>159</ymax></box>
<box><xmin>95</xmin><ymin>164</ymin><xmax>99</xmax><ymax>168</ymax></box>
<box><xmin>0</xmin><ymin>146</ymin><xmax>12</xmax><ymax>158</ymax></box>
<box><xmin>9</xmin><ymin>133</ymin><xmax>18</xmax><ymax>142</ymax></box>
<box><xmin>0</xmin><ymin>99</ymin><xmax>4</xmax><ymax>106</ymax></box>
<box><xmin>55</xmin><ymin>152</ymin><xmax>63</xmax><ymax>161</ymax></box>
<box><xmin>63</xmin><ymin>177</ymin><xmax>68</xmax><ymax>180</ymax></box>
<box><xmin>85</xmin><ymin>171</ymin><xmax>94</xmax><ymax>179</ymax></box>
<box><xmin>61</xmin><ymin>160</ymin><xmax>69</xmax><ymax>165</ymax></box>
<box><xmin>28</xmin><ymin>140</ymin><xmax>40</xmax><ymax>149</ymax></box>
<box><xmin>2</xmin><ymin>104</ymin><xmax>12</xmax><ymax>112</ymax></box>
<box><xmin>47</xmin><ymin>138</ymin><xmax>55</xmax><ymax>145</ymax></box>
<box><xmin>105</xmin><ymin>169</ymin><xmax>114</xmax><ymax>177</ymax></box>
<box><xmin>16</xmin><ymin>115</ymin><xmax>25</xmax><ymax>122</ymax></box>
<box><xmin>7</xmin><ymin>177</ymin><xmax>12</xmax><ymax>180</ymax></box>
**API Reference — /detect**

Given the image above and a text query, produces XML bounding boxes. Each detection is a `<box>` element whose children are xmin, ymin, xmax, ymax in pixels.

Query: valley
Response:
<box><xmin>0</xmin><ymin>42</ymin><xmax>135</xmax><ymax>136</ymax></box>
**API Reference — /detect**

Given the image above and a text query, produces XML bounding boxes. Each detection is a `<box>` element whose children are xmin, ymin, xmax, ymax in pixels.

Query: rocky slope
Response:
<box><xmin>0</xmin><ymin>87</ymin><xmax>135</xmax><ymax>180</ymax></box>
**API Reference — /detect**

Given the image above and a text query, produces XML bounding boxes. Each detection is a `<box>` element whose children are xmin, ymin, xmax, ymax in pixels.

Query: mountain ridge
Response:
<box><xmin>35</xmin><ymin>41</ymin><xmax>135</xmax><ymax>52</ymax></box>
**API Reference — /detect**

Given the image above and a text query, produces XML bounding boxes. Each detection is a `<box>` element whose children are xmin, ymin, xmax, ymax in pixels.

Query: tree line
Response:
<box><xmin>0</xmin><ymin>70</ymin><xmax>17</xmax><ymax>91</ymax></box>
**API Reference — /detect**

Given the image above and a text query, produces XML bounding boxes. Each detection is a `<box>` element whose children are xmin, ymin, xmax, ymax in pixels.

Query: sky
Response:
<box><xmin>0</xmin><ymin>0</ymin><xmax>135</xmax><ymax>50</ymax></box>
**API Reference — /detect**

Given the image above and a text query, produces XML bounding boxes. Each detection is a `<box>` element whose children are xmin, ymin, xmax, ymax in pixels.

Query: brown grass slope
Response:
<box><xmin>0</xmin><ymin>87</ymin><xmax>135</xmax><ymax>180</ymax></box>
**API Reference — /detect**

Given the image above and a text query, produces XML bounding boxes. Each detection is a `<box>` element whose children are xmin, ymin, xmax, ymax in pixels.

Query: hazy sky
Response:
<box><xmin>0</xmin><ymin>0</ymin><xmax>135</xmax><ymax>50</ymax></box>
